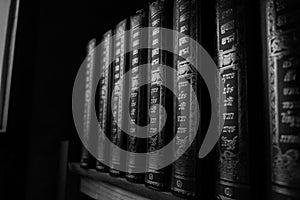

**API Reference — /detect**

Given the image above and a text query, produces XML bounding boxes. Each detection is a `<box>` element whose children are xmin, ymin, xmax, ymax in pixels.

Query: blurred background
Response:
<box><xmin>0</xmin><ymin>0</ymin><xmax>147</xmax><ymax>199</ymax></box>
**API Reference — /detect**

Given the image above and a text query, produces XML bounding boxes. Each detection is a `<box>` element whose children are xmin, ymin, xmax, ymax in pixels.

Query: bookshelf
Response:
<box><xmin>68</xmin><ymin>163</ymin><xmax>182</xmax><ymax>200</ymax></box>
<box><xmin>65</xmin><ymin>0</ymin><xmax>300</xmax><ymax>199</ymax></box>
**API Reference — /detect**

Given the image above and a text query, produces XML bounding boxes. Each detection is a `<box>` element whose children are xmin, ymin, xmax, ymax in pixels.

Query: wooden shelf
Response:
<box><xmin>68</xmin><ymin>163</ymin><xmax>184</xmax><ymax>200</ymax></box>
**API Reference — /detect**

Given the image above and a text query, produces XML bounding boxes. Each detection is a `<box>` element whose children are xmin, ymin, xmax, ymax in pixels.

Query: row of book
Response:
<box><xmin>78</xmin><ymin>0</ymin><xmax>300</xmax><ymax>199</ymax></box>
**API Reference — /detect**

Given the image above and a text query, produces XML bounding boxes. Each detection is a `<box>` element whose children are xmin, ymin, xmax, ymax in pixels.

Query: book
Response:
<box><xmin>109</xmin><ymin>19</ymin><xmax>129</xmax><ymax>177</ymax></box>
<box><xmin>215</xmin><ymin>0</ymin><xmax>265</xmax><ymax>199</ymax></box>
<box><xmin>125</xmin><ymin>9</ymin><xmax>149</xmax><ymax>183</ymax></box>
<box><xmin>171</xmin><ymin>0</ymin><xmax>201</xmax><ymax>197</ymax></box>
<box><xmin>264</xmin><ymin>0</ymin><xmax>300</xmax><ymax>199</ymax></box>
<box><xmin>171</xmin><ymin>0</ymin><xmax>216</xmax><ymax>198</ymax></box>
<box><xmin>145</xmin><ymin>0</ymin><xmax>174</xmax><ymax>191</ymax></box>
<box><xmin>80</xmin><ymin>39</ymin><xmax>97</xmax><ymax>169</ymax></box>
<box><xmin>96</xmin><ymin>31</ymin><xmax>113</xmax><ymax>172</ymax></box>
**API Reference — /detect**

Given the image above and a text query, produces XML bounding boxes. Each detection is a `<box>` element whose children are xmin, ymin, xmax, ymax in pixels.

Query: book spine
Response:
<box><xmin>171</xmin><ymin>0</ymin><xmax>200</xmax><ymax>198</ymax></box>
<box><xmin>265</xmin><ymin>0</ymin><xmax>300</xmax><ymax>199</ymax></box>
<box><xmin>215</xmin><ymin>0</ymin><xmax>251</xmax><ymax>199</ymax></box>
<box><xmin>125</xmin><ymin>9</ymin><xmax>148</xmax><ymax>183</ymax></box>
<box><xmin>80</xmin><ymin>39</ymin><xmax>96</xmax><ymax>169</ymax></box>
<box><xmin>145</xmin><ymin>0</ymin><xmax>173</xmax><ymax>191</ymax></box>
<box><xmin>96</xmin><ymin>31</ymin><xmax>112</xmax><ymax>172</ymax></box>
<box><xmin>109</xmin><ymin>20</ymin><xmax>128</xmax><ymax>177</ymax></box>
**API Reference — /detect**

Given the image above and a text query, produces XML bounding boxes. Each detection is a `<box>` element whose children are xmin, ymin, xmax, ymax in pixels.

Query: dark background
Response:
<box><xmin>0</xmin><ymin>1</ymin><xmax>149</xmax><ymax>200</ymax></box>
